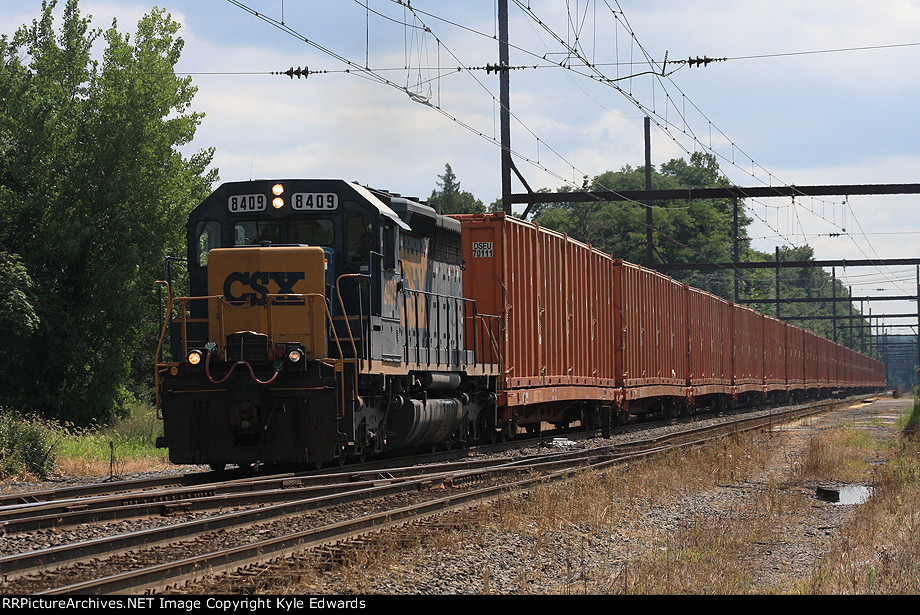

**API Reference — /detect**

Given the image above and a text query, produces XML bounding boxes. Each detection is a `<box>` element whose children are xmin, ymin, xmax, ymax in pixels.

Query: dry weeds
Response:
<box><xmin>253</xmin><ymin>399</ymin><xmax>919</xmax><ymax>595</ymax></box>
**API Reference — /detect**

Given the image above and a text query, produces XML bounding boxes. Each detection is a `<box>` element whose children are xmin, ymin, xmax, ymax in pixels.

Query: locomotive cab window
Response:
<box><xmin>195</xmin><ymin>220</ymin><xmax>221</xmax><ymax>267</ymax></box>
<box><xmin>289</xmin><ymin>219</ymin><xmax>334</xmax><ymax>246</ymax></box>
<box><xmin>383</xmin><ymin>223</ymin><xmax>399</xmax><ymax>270</ymax></box>
<box><xmin>234</xmin><ymin>220</ymin><xmax>279</xmax><ymax>246</ymax></box>
<box><xmin>346</xmin><ymin>215</ymin><xmax>374</xmax><ymax>264</ymax></box>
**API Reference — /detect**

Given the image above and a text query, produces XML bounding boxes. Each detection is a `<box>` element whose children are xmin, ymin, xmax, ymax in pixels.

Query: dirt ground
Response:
<box><xmin>276</xmin><ymin>395</ymin><xmax>911</xmax><ymax>595</ymax></box>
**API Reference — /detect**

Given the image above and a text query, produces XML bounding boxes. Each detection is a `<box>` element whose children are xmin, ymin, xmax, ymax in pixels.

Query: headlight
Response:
<box><xmin>287</xmin><ymin>348</ymin><xmax>303</xmax><ymax>363</ymax></box>
<box><xmin>272</xmin><ymin>197</ymin><xmax>285</xmax><ymax>209</ymax></box>
<box><xmin>187</xmin><ymin>349</ymin><xmax>204</xmax><ymax>365</ymax></box>
<box><xmin>272</xmin><ymin>183</ymin><xmax>284</xmax><ymax>195</ymax></box>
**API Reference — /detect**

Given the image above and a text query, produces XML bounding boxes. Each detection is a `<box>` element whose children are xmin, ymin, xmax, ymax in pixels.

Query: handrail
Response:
<box><xmin>334</xmin><ymin>273</ymin><xmax>368</xmax><ymax>366</ymax></box>
<box><xmin>154</xmin><ymin>289</ymin><xmax>344</xmax><ymax>405</ymax></box>
<box><xmin>153</xmin><ymin>280</ymin><xmax>173</xmax><ymax>418</ymax></box>
<box><xmin>398</xmin><ymin>284</ymin><xmax>501</xmax><ymax>372</ymax></box>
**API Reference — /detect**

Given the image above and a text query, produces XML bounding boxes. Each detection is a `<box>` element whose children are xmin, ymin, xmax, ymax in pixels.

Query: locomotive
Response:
<box><xmin>155</xmin><ymin>179</ymin><xmax>500</xmax><ymax>469</ymax></box>
<box><xmin>155</xmin><ymin>179</ymin><xmax>886</xmax><ymax>470</ymax></box>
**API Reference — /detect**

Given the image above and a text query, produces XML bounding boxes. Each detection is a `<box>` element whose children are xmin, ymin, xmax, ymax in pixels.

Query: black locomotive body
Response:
<box><xmin>155</xmin><ymin>180</ymin><xmax>500</xmax><ymax>469</ymax></box>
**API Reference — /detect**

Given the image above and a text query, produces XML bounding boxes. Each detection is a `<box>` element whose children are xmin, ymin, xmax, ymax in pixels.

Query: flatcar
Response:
<box><xmin>154</xmin><ymin>179</ymin><xmax>886</xmax><ymax>469</ymax></box>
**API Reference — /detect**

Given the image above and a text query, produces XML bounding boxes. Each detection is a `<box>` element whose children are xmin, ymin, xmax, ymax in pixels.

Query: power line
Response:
<box><xmin>724</xmin><ymin>41</ymin><xmax>920</xmax><ymax>62</ymax></box>
<box><xmin>225</xmin><ymin>1</ymin><xmax>915</xmax><ymax>302</ymax></box>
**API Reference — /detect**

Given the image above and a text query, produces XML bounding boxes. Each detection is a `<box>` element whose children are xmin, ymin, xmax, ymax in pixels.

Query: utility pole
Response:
<box><xmin>848</xmin><ymin>287</ymin><xmax>854</xmax><ymax>349</ymax></box>
<box><xmin>733</xmin><ymin>198</ymin><xmax>739</xmax><ymax>303</ymax></box>
<box><xmin>645</xmin><ymin>116</ymin><xmax>653</xmax><ymax>267</ymax></box>
<box><xmin>775</xmin><ymin>246</ymin><xmax>781</xmax><ymax>319</ymax></box>
<box><xmin>832</xmin><ymin>267</ymin><xmax>837</xmax><ymax>343</ymax></box>
<box><xmin>499</xmin><ymin>0</ymin><xmax>512</xmax><ymax>215</ymax></box>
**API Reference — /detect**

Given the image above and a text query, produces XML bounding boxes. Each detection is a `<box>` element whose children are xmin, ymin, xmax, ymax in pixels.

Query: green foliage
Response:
<box><xmin>906</xmin><ymin>389</ymin><xmax>920</xmax><ymax>433</ymax></box>
<box><xmin>0</xmin><ymin>409</ymin><xmax>57</xmax><ymax>478</ymax></box>
<box><xmin>531</xmin><ymin>152</ymin><xmax>748</xmax><ymax>298</ymax></box>
<box><xmin>448</xmin><ymin>150</ymin><xmax>875</xmax><ymax>353</ymax></box>
<box><xmin>740</xmin><ymin>244</ymin><xmax>868</xmax><ymax>348</ymax></box>
<box><xmin>0</xmin><ymin>0</ymin><xmax>217</xmax><ymax>425</ymax></box>
<box><xmin>58</xmin><ymin>403</ymin><xmax>164</xmax><ymax>461</ymax></box>
<box><xmin>0</xmin><ymin>250</ymin><xmax>39</xmax><ymax>338</ymax></box>
<box><xmin>428</xmin><ymin>163</ymin><xmax>485</xmax><ymax>214</ymax></box>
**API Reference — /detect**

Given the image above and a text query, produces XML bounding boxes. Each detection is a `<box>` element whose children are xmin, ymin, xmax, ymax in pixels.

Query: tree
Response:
<box><xmin>0</xmin><ymin>251</ymin><xmax>39</xmax><ymax>340</ymax></box>
<box><xmin>531</xmin><ymin>153</ymin><xmax>748</xmax><ymax>298</ymax></box>
<box><xmin>428</xmin><ymin>163</ymin><xmax>485</xmax><ymax>214</ymax></box>
<box><xmin>0</xmin><ymin>0</ymin><xmax>216</xmax><ymax>425</ymax></box>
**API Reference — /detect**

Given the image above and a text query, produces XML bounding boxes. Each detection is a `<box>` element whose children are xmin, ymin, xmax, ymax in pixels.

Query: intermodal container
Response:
<box><xmin>614</xmin><ymin>260</ymin><xmax>688</xmax><ymax>394</ymax></box>
<box><xmin>732</xmin><ymin>304</ymin><xmax>764</xmax><ymax>392</ymax></box>
<box><xmin>803</xmin><ymin>330</ymin><xmax>820</xmax><ymax>389</ymax></box>
<box><xmin>763</xmin><ymin>315</ymin><xmax>787</xmax><ymax>391</ymax></box>
<box><xmin>454</xmin><ymin>213</ymin><xmax>619</xmax><ymax>409</ymax></box>
<box><xmin>785</xmin><ymin>323</ymin><xmax>805</xmax><ymax>391</ymax></box>
<box><xmin>686</xmin><ymin>286</ymin><xmax>732</xmax><ymax>394</ymax></box>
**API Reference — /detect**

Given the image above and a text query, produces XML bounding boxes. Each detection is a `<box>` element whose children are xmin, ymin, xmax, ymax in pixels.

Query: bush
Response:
<box><xmin>0</xmin><ymin>410</ymin><xmax>57</xmax><ymax>479</ymax></box>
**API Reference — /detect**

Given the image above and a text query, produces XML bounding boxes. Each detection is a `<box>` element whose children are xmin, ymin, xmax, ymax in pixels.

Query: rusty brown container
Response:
<box><xmin>785</xmin><ymin>323</ymin><xmax>805</xmax><ymax>392</ymax></box>
<box><xmin>686</xmin><ymin>286</ymin><xmax>732</xmax><ymax>395</ymax></box>
<box><xmin>763</xmin><ymin>315</ymin><xmax>787</xmax><ymax>391</ymax></box>
<box><xmin>803</xmin><ymin>330</ymin><xmax>820</xmax><ymax>389</ymax></box>
<box><xmin>613</xmin><ymin>260</ymin><xmax>688</xmax><ymax>398</ymax></box>
<box><xmin>732</xmin><ymin>304</ymin><xmax>764</xmax><ymax>393</ymax></box>
<box><xmin>839</xmin><ymin>345</ymin><xmax>854</xmax><ymax>388</ymax></box>
<box><xmin>454</xmin><ymin>213</ymin><xmax>619</xmax><ymax>413</ymax></box>
<box><xmin>821</xmin><ymin>336</ymin><xmax>837</xmax><ymax>388</ymax></box>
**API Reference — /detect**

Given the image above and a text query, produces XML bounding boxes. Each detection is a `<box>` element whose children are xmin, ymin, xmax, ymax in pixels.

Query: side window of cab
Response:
<box><xmin>346</xmin><ymin>215</ymin><xmax>374</xmax><ymax>264</ymax></box>
<box><xmin>196</xmin><ymin>220</ymin><xmax>221</xmax><ymax>267</ymax></box>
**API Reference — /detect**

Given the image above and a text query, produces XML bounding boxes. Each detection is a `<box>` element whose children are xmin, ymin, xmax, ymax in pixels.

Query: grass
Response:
<box><xmin>56</xmin><ymin>403</ymin><xmax>173</xmax><ymax>476</ymax></box>
<box><xmin>256</xmin><ymin>395</ymin><xmax>920</xmax><ymax>595</ymax></box>
<box><xmin>0</xmin><ymin>403</ymin><xmax>171</xmax><ymax>481</ymax></box>
<box><xmin>6</xmin><ymin>394</ymin><xmax>920</xmax><ymax>593</ymax></box>
<box><xmin>806</xmin><ymin>395</ymin><xmax>920</xmax><ymax>594</ymax></box>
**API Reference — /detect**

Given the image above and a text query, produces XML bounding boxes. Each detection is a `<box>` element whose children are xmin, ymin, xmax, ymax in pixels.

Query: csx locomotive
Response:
<box><xmin>155</xmin><ymin>179</ymin><xmax>886</xmax><ymax>470</ymax></box>
<box><xmin>155</xmin><ymin>179</ymin><xmax>500</xmax><ymax>469</ymax></box>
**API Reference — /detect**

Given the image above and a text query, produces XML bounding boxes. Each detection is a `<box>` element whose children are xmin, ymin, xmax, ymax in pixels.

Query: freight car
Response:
<box><xmin>155</xmin><ymin>180</ymin><xmax>886</xmax><ymax>469</ymax></box>
<box><xmin>456</xmin><ymin>212</ymin><xmax>886</xmax><ymax>431</ymax></box>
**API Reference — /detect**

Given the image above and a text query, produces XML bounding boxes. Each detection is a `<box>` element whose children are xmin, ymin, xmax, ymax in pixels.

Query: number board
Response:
<box><xmin>472</xmin><ymin>241</ymin><xmax>493</xmax><ymax>258</ymax></box>
<box><xmin>291</xmin><ymin>193</ymin><xmax>338</xmax><ymax>211</ymax></box>
<box><xmin>228</xmin><ymin>194</ymin><xmax>267</xmax><ymax>212</ymax></box>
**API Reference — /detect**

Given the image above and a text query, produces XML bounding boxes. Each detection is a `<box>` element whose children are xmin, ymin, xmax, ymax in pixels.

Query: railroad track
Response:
<box><xmin>0</xmin><ymin>396</ymin><xmax>862</xmax><ymax>595</ymax></box>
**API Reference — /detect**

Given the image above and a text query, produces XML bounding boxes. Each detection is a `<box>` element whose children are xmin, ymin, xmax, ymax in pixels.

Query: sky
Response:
<box><xmin>2</xmin><ymin>0</ymin><xmax>919</xmax><ymax>336</ymax></box>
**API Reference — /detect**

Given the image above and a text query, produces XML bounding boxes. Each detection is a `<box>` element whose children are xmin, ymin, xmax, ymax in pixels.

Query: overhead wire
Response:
<box><xmin>225</xmin><ymin>0</ymin><xmax>914</xmax><ymax>317</ymax></box>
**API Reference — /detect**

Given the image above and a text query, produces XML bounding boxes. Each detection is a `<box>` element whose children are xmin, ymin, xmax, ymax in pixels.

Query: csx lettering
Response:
<box><xmin>223</xmin><ymin>271</ymin><xmax>305</xmax><ymax>306</ymax></box>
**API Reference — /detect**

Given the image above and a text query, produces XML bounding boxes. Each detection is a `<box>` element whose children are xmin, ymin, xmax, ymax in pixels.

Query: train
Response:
<box><xmin>154</xmin><ymin>179</ymin><xmax>887</xmax><ymax>469</ymax></box>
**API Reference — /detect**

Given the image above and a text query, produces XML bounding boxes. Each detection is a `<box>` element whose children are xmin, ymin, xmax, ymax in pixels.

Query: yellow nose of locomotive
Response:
<box><xmin>206</xmin><ymin>246</ymin><xmax>328</xmax><ymax>360</ymax></box>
